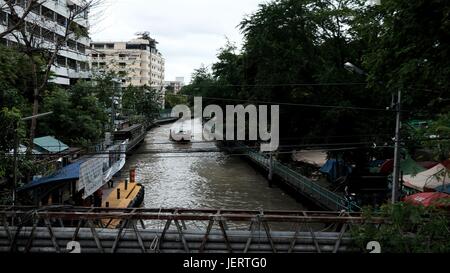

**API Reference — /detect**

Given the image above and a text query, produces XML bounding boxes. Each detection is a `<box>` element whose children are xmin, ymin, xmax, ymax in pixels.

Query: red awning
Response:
<box><xmin>404</xmin><ymin>192</ymin><xmax>450</xmax><ymax>207</ymax></box>
<box><xmin>380</xmin><ymin>159</ymin><xmax>394</xmax><ymax>175</ymax></box>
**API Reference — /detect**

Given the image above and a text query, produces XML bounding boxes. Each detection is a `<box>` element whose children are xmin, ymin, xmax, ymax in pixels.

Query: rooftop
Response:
<box><xmin>33</xmin><ymin>136</ymin><xmax>69</xmax><ymax>154</ymax></box>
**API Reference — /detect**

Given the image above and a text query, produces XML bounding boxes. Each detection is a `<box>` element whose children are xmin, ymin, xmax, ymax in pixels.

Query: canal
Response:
<box><xmin>119</xmin><ymin>119</ymin><xmax>306</xmax><ymax>211</ymax></box>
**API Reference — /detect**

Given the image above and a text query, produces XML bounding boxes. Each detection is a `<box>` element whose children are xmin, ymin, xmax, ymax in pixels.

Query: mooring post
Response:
<box><xmin>106</xmin><ymin>202</ymin><xmax>110</xmax><ymax>208</ymax></box>
<box><xmin>117</xmin><ymin>189</ymin><xmax>121</xmax><ymax>200</ymax></box>
<box><xmin>125</xmin><ymin>179</ymin><xmax>129</xmax><ymax>191</ymax></box>
<box><xmin>130</xmin><ymin>168</ymin><xmax>136</xmax><ymax>183</ymax></box>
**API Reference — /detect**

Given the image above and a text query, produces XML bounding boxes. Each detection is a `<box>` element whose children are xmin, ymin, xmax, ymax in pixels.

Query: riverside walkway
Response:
<box><xmin>238</xmin><ymin>146</ymin><xmax>361</xmax><ymax>212</ymax></box>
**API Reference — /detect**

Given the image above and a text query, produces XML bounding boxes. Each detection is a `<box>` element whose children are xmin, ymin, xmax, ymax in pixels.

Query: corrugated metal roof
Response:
<box><xmin>33</xmin><ymin>136</ymin><xmax>69</xmax><ymax>153</ymax></box>
<box><xmin>18</xmin><ymin>160</ymin><xmax>86</xmax><ymax>192</ymax></box>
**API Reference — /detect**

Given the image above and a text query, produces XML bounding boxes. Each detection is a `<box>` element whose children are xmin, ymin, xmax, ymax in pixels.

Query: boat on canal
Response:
<box><xmin>113</xmin><ymin>123</ymin><xmax>146</xmax><ymax>154</ymax></box>
<box><xmin>169</xmin><ymin>126</ymin><xmax>192</xmax><ymax>143</ymax></box>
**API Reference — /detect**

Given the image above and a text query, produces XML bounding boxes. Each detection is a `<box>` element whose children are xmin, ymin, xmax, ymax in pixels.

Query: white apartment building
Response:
<box><xmin>90</xmin><ymin>39</ymin><xmax>165</xmax><ymax>89</ymax></box>
<box><xmin>165</xmin><ymin>77</ymin><xmax>185</xmax><ymax>94</ymax></box>
<box><xmin>0</xmin><ymin>0</ymin><xmax>91</xmax><ymax>85</ymax></box>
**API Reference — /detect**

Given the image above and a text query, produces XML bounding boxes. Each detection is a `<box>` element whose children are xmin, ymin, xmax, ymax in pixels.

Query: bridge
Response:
<box><xmin>0</xmin><ymin>207</ymin><xmax>384</xmax><ymax>253</ymax></box>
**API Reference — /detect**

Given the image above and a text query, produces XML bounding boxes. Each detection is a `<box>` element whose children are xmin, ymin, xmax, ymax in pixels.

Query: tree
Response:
<box><xmin>354</xmin><ymin>0</ymin><xmax>450</xmax><ymax>118</ymax></box>
<box><xmin>0</xmin><ymin>0</ymin><xmax>43</xmax><ymax>39</ymax></box>
<box><xmin>123</xmin><ymin>85</ymin><xmax>162</xmax><ymax>120</ymax></box>
<box><xmin>6</xmin><ymin>0</ymin><xmax>103</xmax><ymax>154</ymax></box>
<box><xmin>38</xmin><ymin>82</ymin><xmax>108</xmax><ymax>147</ymax></box>
<box><xmin>352</xmin><ymin>203</ymin><xmax>450</xmax><ymax>253</ymax></box>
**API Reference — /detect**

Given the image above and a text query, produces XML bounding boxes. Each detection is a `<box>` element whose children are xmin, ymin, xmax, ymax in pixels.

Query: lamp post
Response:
<box><xmin>344</xmin><ymin>62</ymin><xmax>402</xmax><ymax>204</ymax></box>
<box><xmin>12</xmin><ymin>111</ymin><xmax>53</xmax><ymax>206</ymax></box>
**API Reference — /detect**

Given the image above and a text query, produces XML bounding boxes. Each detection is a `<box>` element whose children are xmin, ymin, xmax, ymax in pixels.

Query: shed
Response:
<box><xmin>33</xmin><ymin>136</ymin><xmax>69</xmax><ymax>154</ymax></box>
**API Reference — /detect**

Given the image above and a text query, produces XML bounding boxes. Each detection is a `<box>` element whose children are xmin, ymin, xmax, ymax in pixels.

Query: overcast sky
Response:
<box><xmin>91</xmin><ymin>0</ymin><xmax>266</xmax><ymax>83</ymax></box>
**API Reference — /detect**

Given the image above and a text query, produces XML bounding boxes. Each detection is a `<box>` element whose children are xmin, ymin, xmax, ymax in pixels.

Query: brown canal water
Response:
<box><xmin>119</xmin><ymin>119</ymin><xmax>306</xmax><ymax>211</ymax></box>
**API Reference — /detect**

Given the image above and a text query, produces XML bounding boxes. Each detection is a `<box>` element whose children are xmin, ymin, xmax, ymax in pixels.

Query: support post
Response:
<box><xmin>268</xmin><ymin>153</ymin><xmax>274</xmax><ymax>188</ymax></box>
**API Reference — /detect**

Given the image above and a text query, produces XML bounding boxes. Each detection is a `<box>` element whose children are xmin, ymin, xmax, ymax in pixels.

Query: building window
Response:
<box><xmin>56</xmin><ymin>34</ymin><xmax>66</xmax><ymax>45</ymax></box>
<box><xmin>0</xmin><ymin>11</ymin><xmax>7</xmax><ymax>26</ymax></box>
<box><xmin>106</xmin><ymin>43</ymin><xmax>114</xmax><ymax>49</ymax></box>
<box><xmin>93</xmin><ymin>44</ymin><xmax>105</xmax><ymax>49</ymax></box>
<box><xmin>42</xmin><ymin>28</ymin><xmax>55</xmax><ymax>42</ymax></box>
<box><xmin>77</xmin><ymin>43</ymin><xmax>86</xmax><ymax>54</ymax></box>
<box><xmin>67</xmin><ymin>39</ymin><xmax>77</xmax><ymax>51</ymax></box>
<box><xmin>79</xmin><ymin>62</ymin><xmax>88</xmax><ymax>71</ymax></box>
<box><xmin>41</xmin><ymin>6</ymin><xmax>55</xmax><ymax>21</ymax></box>
<box><xmin>27</xmin><ymin>23</ymin><xmax>41</xmax><ymax>38</ymax></box>
<box><xmin>31</xmin><ymin>3</ymin><xmax>41</xmax><ymax>15</ymax></box>
<box><xmin>67</xmin><ymin>58</ymin><xmax>77</xmax><ymax>71</ymax></box>
<box><xmin>57</xmin><ymin>55</ymin><xmax>67</xmax><ymax>67</ymax></box>
<box><xmin>57</xmin><ymin>14</ymin><xmax>67</xmax><ymax>27</ymax></box>
<box><xmin>15</xmin><ymin>0</ymin><xmax>27</xmax><ymax>8</ymax></box>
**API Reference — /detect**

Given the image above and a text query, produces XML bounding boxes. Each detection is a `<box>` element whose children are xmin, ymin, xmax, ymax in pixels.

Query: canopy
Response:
<box><xmin>380</xmin><ymin>157</ymin><xmax>425</xmax><ymax>176</ymax></box>
<box><xmin>403</xmin><ymin>163</ymin><xmax>450</xmax><ymax>194</ymax></box>
<box><xmin>320</xmin><ymin>160</ymin><xmax>352</xmax><ymax>183</ymax></box>
<box><xmin>404</xmin><ymin>192</ymin><xmax>450</xmax><ymax>207</ymax></box>
<box><xmin>19</xmin><ymin>161</ymin><xmax>84</xmax><ymax>192</ymax></box>
<box><xmin>401</xmin><ymin>157</ymin><xmax>426</xmax><ymax>175</ymax></box>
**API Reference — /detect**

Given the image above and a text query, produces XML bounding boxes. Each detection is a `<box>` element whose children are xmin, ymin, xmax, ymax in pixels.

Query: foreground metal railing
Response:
<box><xmin>0</xmin><ymin>206</ymin><xmax>383</xmax><ymax>253</ymax></box>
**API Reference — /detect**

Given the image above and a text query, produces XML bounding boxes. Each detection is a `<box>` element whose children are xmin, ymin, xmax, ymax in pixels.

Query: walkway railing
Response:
<box><xmin>245</xmin><ymin>149</ymin><xmax>361</xmax><ymax>212</ymax></box>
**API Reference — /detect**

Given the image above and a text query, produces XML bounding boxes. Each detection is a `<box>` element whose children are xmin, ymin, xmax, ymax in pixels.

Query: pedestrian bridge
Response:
<box><xmin>0</xmin><ymin>207</ymin><xmax>383</xmax><ymax>253</ymax></box>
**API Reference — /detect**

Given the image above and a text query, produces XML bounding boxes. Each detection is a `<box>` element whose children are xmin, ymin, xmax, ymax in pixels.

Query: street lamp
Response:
<box><xmin>344</xmin><ymin>62</ymin><xmax>402</xmax><ymax>204</ymax></box>
<box><xmin>344</xmin><ymin>62</ymin><xmax>367</xmax><ymax>76</ymax></box>
<box><xmin>12</xmin><ymin>111</ymin><xmax>53</xmax><ymax>206</ymax></box>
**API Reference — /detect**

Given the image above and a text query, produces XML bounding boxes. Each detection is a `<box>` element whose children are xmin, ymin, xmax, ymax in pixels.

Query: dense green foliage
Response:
<box><xmin>182</xmin><ymin>0</ymin><xmax>449</xmax><ymax>157</ymax></box>
<box><xmin>37</xmin><ymin>84</ymin><xmax>109</xmax><ymax>147</ymax></box>
<box><xmin>352</xmin><ymin>203</ymin><xmax>450</xmax><ymax>253</ymax></box>
<box><xmin>122</xmin><ymin>85</ymin><xmax>163</xmax><ymax>121</ymax></box>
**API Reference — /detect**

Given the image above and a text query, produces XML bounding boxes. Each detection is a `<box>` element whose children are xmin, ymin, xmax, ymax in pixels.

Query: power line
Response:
<box><xmin>9</xmin><ymin>142</ymin><xmax>390</xmax><ymax>158</ymax></box>
<box><xmin>169</xmin><ymin>94</ymin><xmax>393</xmax><ymax>112</ymax></box>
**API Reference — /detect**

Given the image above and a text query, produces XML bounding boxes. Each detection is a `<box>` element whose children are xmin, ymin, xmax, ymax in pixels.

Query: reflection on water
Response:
<box><xmin>120</xmin><ymin>119</ymin><xmax>305</xmax><ymax>212</ymax></box>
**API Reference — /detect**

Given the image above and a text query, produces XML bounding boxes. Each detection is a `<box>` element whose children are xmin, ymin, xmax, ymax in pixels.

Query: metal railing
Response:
<box><xmin>245</xmin><ymin>149</ymin><xmax>361</xmax><ymax>212</ymax></box>
<box><xmin>0</xmin><ymin>207</ymin><xmax>377</xmax><ymax>253</ymax></box>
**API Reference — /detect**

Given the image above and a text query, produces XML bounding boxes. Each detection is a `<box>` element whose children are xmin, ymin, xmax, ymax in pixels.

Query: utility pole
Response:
<box><xmin>12</xmin><ymin>120</ymin><xmax>19</xmax><ymax>206</ymax></box>
<box><xmin>392</xmin><ymin>90</ymin><xmax>402</xmax><ymax>204</ymax></box>
<box><xmin>13</xmin><ymin>112</ymin><xmax>53</xmax><ymax>206</ymax></box>
<box><xmin>111</xmin><ymin>85</ymin><xmax>116</xmax><ymax>133</ymax></box>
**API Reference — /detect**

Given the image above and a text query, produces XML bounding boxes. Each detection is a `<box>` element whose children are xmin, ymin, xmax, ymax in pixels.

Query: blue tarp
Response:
<box><xmin>19</xmin><ymin>161</ymin><xmax>84</xmax><ymax>192</ymax></box>
<box><xmin>320</xmin><ymin>159</ymin><xmax>352</xmax><ymax>183</ymax></box>
<box><xmin>435</xmin><ymin>185</ymin><xmax>450</xmax><ymax>194</ymax></box>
